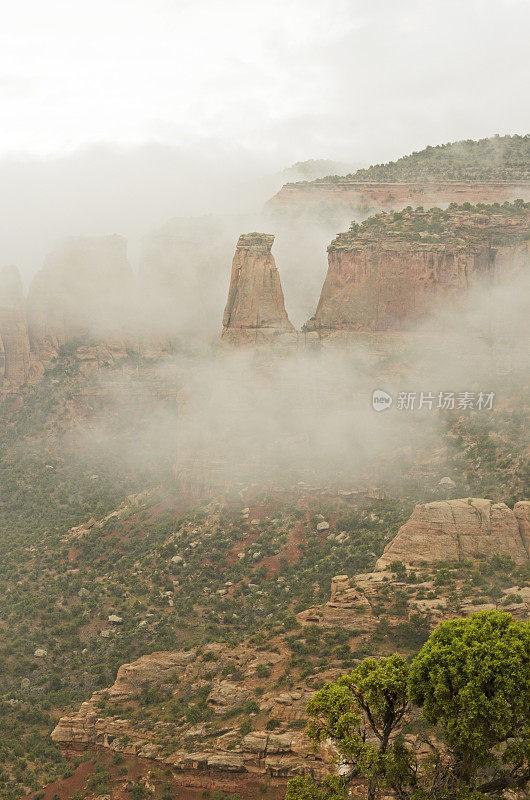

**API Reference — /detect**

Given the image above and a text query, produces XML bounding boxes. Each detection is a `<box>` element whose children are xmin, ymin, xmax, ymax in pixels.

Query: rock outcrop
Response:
<box><xmin>307</xmin><ymin>203</ymin><xmax>530</xmax><ymax>333</ymax></box>
<box><xmin>221</xmin><ymin>234</ymin><xmax>295</xmax><ymax>345</ymax></box>
<box><xmin>297</xmin><ymin>574</ymin><xmax>375</xmax><ymax>631</ymax></box>
<box><xmin>50</xmin><ymin>553</ymin><xmax>530</xmax><ymax>789</ymax></box>
<box><xmin>0</xmin><ymin>265</ymin><xmax>34</xmax><ymax>386</ymax></box>
<box><xmin>268</xmin><ymin>180</ymin><xmax>530</xmax><ymax>223</ymax></box>
<box><xmin>52</xmin><ymin>642</ymin><xmax>332</xmax><ymax>783</ymax></box>
<box><xmin>376</xmin><ymin>499</ymin><xmax>530</xmax><ymax>569</ymax></box>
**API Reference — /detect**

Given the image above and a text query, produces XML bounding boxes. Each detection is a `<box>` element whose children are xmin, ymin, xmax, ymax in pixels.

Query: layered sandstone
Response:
<box><xmin>268</xmin><ymin>180</ymin><xmax>530</xmax><ymax>222</ymax></box>
<box><xmin>268</xmin><ymin>135</ymin><xmax>530</xmax><ymax>220</ymax></box>
<box><xmin>308</xmin><ymin>203</ymin><xmax>530</xmax><ymax>333</ymax></box>
<box><xmin>221</xmin><ymin>234</ymin><xmax>295</xmax><ymax>345</ymax></box>
<box><xmin>52</xmin><ymin>641</ymin><xmax>332</xmax><ymax>783</ymax></box>
<box><xmin>0</xmin><ymin>265</ymin><xmax>33</xmax><ymax>386</ymax></box>
<box><xmin>376</xmin><ymin>499</ymin><xmax>530</xmax><ymax>569</ymax></box>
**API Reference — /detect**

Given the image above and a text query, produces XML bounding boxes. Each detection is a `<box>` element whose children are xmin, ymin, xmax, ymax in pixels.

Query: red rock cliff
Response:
<box><xmin>309</xmin><ymin>204</ymin><xmax>530</xmax><ymax>333</ymax></box>
<box><xmin>221</xmin><ymin>233</ymin><xmax>295</xmax><ymax>345</ymax></box>
<box><xmin>268</xmin><ymin>180</ymin><xmax>530</xmax><ymax>222</ymax></box>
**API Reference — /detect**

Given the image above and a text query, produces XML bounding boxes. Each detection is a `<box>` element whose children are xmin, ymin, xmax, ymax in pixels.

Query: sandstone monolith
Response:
<box><xmin>221</xmin><ymin>233</ymin><xmax>295</xmax><ymax>345</ymax></box>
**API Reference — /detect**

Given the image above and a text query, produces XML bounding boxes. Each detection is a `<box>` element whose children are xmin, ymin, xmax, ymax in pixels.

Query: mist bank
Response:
<box><xmin>0</xmin><ymin>142</ymin><xmax>354</xmax><ymax>286</ymax></box>
<box><xmin>65</xmin><ymin>267</ymin><xmax>529</xmax><ymax>497</ymax></box>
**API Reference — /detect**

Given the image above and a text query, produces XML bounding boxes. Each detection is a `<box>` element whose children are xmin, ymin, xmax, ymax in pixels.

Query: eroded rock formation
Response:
<box><xmin>0</xmin><ymin>265</ymin><xmax>34</xmax><ymax>386</ymax></box>
<box><xmin>308</xmin><ymin>204</ymin><xmax>530</xmax><ymax>333</ymax></box>
<box><xmin>376</xmin><ymin>499</ymin><xmax>530</xmax><ymax>569</ymax></box>
<box><xmin>51</xmin><ymin>642</ymin><xmax>332</xmax><ymax>783</ymax></box>
<box><xmin>50</xmin><ymin>550</ymin><xmax>530</xmax><ymax>787</ymax></box>
<box><xmin>221</xmin><ymin>233</ymin><xmax>295</xmax><ymax>345</ymax></box>
<box><xmin>268</xmin><ymin>180</ymin><xmax>530</xmax><ymax>223</ymax></box>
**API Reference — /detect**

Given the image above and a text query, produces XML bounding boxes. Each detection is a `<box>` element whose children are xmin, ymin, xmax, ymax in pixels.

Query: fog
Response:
<box><xmin>1</xmin><ymin>0</ymin><xmax>529</xmax><ymax>282</ymax></box>
<box><xmin>68</xmin><ymin>265</ymin><xmax>529</xmax><ymax>496</ymax></box>
<box><xmin>1</xmin><ymin>0</ymin><xmax>528</xmax><ymax>497</ymax></box>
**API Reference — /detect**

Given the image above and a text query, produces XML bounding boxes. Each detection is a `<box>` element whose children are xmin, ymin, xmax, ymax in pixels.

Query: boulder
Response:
<box><xmin>207</xmin><ymin>681</ymin><xmax>252</xmax><ymax>713</ymax></box>
<box><xmin>376</xmin><ymin>499</ymin><xmax>529</xmax><ymax>569</ymax></box>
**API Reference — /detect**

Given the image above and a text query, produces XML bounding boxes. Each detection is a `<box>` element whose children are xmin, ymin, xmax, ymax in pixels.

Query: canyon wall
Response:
<box><xmin>1</xmin><ymin>204</ymin><xmax>528</xmax><ymax>391</ymax></box>
<box><xmin>307</xmin><ymin>206</ymin><xmax>530</xmax><ymax>334</ymax></box>
<box><xmin>267</xmin><ymin>180</ymin><xmax>530</xmax><ymax>222</ymax></box>
<box><xmin>0</xmin><ymin>234</ymin><xmax>173</xmax><ymax>391</ymax></box>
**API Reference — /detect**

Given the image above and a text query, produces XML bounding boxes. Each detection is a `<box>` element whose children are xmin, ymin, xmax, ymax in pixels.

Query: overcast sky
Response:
<box><xmin>1</xmin><ymin>0</ymin><xmax>529</xmax><ymax>163</ymax></box>
<box><xmin>1</xmin><ymin>0</ymin><xmax>529</xmax><ymax>280</ymax></box>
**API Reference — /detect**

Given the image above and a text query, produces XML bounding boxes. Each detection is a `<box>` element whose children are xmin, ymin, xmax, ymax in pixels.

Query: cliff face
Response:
<box><xmin>0</xmin><ymin>265</ymin><xmax>34</xmax><ymax>386</ymax></box>
<box><xmin>52</xmin><ymin>641</ymin><xmax>331</xmax><ymax>784</ymax></box>
<box><xmin>221</xmin><ymin>233</ymin><xmax>295</xmax><ymax>345</ymax></box>
<box><xmin>267</xmin><ymin>136</ymin><xmax>530</xmax><ymax>221</ymax></box>
<box><xmin>267</xmin><ymin>180</ymin><xmax>530</xmax><ymax>222</ymax></box>
<box><xmin>376</xmin><ymin>499</ymin><xmax>530</xmax><ymax>569</ymax></box>
<box><xmin>309</xmin><ymin>204</ymin><xmax>530</xmax><ymax>333</ymax></box>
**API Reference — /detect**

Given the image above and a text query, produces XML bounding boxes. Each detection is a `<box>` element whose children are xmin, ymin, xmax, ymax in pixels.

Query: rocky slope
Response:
<box><xmin>51</xmin><ymin>641</ymin><xmax>331</xmax><ymax>783</ymax></box>
<box><xmin>306</xmin><ymin>202</ymin><xmax>530</xmax><ymax>334</ymax></box>
<box><xmin>376</xmin><ymin>498</ymin><xmax>530</xmax><ymax>569</ymax></box>
<box><xmin>50</xmin><ymin>496</ymin><xmax>529</xmax><ymax>794</ymax></box>
<box><xmin>221</xmin><ymin>233</ymin><xmax>295</xmax><ymax>345</ymax></box>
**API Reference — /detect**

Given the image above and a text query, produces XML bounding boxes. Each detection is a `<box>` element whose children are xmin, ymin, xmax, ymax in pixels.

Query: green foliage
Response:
<box><xmin>306</xmin><ymin>655</ymin><xmax>410</xmax><ymax>799</ymax></box>
<box><xmin>321</xmin><ymin>134</ymin><xmax>530</xmax><ymax>182</ymax></box>
<box><xmin>333</xmin><ymin>200</ymin><xmax>530</xmax><ymax>251</ymax></box>
<box><xmin>410</xmin><ymin>610</ymin><xmax>530</xmax><ymax>786</ymax></box>
<box><xmin>289</xmin><ymin>612</ymin><xmax>530</xmax><ymax>800</ymax></box>
<box><xmin>285</xmin><ymin>775</ymin><xmax>347</xmax><ymax>800</ymax></box>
